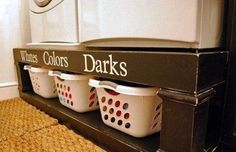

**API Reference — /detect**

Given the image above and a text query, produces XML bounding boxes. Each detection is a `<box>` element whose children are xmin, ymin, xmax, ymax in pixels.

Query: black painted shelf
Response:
<box><xmin>14</xmin><ymin>48</ymin><xmax>228</xmax><ymax>152</ymax></box>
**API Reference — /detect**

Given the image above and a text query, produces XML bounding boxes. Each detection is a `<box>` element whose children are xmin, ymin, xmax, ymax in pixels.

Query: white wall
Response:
<box><xmin>0</xmin><ymin>1</ymin><xmax>31</xmax><ymax>100</ymax></box>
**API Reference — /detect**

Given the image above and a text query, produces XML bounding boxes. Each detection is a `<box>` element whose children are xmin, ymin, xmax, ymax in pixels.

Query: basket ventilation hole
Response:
<box><xmin>89</xmin><ymin>93</ymin><xmax>96</xmax><ymax>100</ymax></box>
<box><xmin>64</xmin><ymin>85</ymin><xmax>66</xmax><ymax>90</ymax></box>
<box><xmin>123</xmin><ymin>103</ymin><xmax>129</xmax><ymax>110</ymax></box>
<box><xmin>104</xmin><ymin>115</ymin><xmax>109</xmax><ymax>120</ymax></box>
<box><xmin>125</xmin><ymin>123</ymin><xmax>131</xmax><ymax>129</ymax></box>
<box><xmin>67</xmin><ymin>100</ymin><xmax>69</xmax><ymax>104</ymax></box>
<box><xmin>111</xmin><ymin>117</ymin><xmax>115</xmax><ymax>123</ymax></box>
<box><xmin>62</xmin><ymin>91</ymin><xmax>64</xmax><ymax>96</ymax></box>
<box><xmin>124</xmin><ymin>113</ymin><xmax>130</xmax><ymax>119</ymax></box>
<box><xmin>69</xmin><ymin>94</ymin><xmax>72</xmax><ymax>99</ymax></box>
<box><xmin>71</xmin><ymin>101</ymin><xmax>73</xmax><ymax>106</ymax></box>
<box><xmin>108</xmin><ymin>99</ymin><xmax>113</xmax><ymax>105</ymax></box>
<box><xmin>118</xmin><ymin>120</ymin><xmax>123</xmax><ymax>126</ymax></box>
<box><xmin>57</xmin><ymin>83</ymin><xmax>59</xmax><ymax>88</ymax></box>
<box><xmin>60</xmin><ymin>84</ymin><xmax>62</xmax><ymax>89</ymax></box>
<box><xmin>115</xmin><ymin>101</ymin><xmax>120</xmax><ymax>107</ymax></box>
<box><xmin>154</xmin><ymin>112</ymin><xmax>160</xmax><ymax>120</ymax></box>
<box><xmin>103</xmin><ymin>106</ymin><xmax>107</xmax><ymax>112</ymax></box>
<box><xmin>109</xmin><ymin>108</ymin><xmax>114</xmax><ymax>114</ymax></box>
<box><xmin>116</xmin><ymin>111</ymin><xmax>121</xmax><ymax>117</ymax></box>
<box><xmin>156</xmin><ymin>105</ymin><xmax>161</xmax><ymax>111</ymax></box>
<box><xmin>89</xmin><ymin>101</ymin><xmax>94</xmax><ymax>107</ymax></box>
<box><xmin>68</xmin><ymin>86</ymin><xmax>70</xmax><ymax>92</ymax></box>
<box><xmin>58</xmin><ymin>90</ymin><xmax>61</xmax><ymax>94</ymax></box>
<box><xmin>101</xmin><ymin>97</ymin><xmax>106</xmax><ymax>103</ymax></box>
<box><xmin>90</xmin><ymin>87</ymin><xmax>95</xmax><ymax>92</ymax></box>
<box><xmin>65</xmin><ymin>92</ymin><xmax>68</xmax><ymax>98</ymax></box>
<box><xmin>152</xmin><ymin>122</ymin><xmax>158</xmax><ymax>129</ymax></box>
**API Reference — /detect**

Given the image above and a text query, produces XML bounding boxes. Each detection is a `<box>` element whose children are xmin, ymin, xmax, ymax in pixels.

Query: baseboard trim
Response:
<box><xmin>0</xmin><ymin>82</ymin><xmax>19</xmax><ymax>100</ymax></box>
<box><xmin>0</xmin><ymin>82</ymin><xmax>18</xmax><ymax>88</ymax></box>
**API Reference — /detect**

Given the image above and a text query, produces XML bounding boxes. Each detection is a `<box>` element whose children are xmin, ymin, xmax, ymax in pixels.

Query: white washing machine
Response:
<box><xmin>78</xmin><ymin>0</ymin><xmax>224</xmax><ymax>49</ymax></box>
<box><xmin>29</xmin><ymin>0</ymin><xmax>79</xmax><ymax>47</ymax></box>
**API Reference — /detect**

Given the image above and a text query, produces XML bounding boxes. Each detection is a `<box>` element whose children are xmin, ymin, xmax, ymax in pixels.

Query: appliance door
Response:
<box><xmin>29</xmin><ymin>0</ymin><xmax>78</xmax><ymax>43</ymax></box>
<box><xmin>79</xmin><ymin>0</ymin><xmax>199</xmax><ymax>45</ymax></box>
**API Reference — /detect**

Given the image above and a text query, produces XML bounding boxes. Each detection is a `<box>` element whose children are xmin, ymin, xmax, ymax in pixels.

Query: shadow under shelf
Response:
<box><xmin>20</xmin><ymin>91</ymin><xmax>160</xmax><ymax>152</ymax></box>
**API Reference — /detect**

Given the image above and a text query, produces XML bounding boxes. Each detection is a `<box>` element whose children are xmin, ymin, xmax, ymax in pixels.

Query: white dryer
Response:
<box><xmin>78</xmin><ymin>0</ymin><xmax>224</xmax><ymax>49</ymax></box>
<box><xmin>29</xmin><ymin>0</ymin><xmax>79</xmax><ymax>45</ymax></box>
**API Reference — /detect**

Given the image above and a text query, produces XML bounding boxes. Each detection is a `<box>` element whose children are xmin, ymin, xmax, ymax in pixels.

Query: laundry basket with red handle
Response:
<box><xmin>48</xmin><ymin>71</ymin><xmax>99</xmax><ymax>112</ymax></box>
<box><xmin>89</xmin><ymin>79</ymin><xmax>162</xmax><ymax>137</ymax></box>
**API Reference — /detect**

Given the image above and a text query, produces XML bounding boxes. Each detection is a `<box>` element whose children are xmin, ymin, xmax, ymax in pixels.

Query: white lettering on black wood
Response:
<box><xmin>43</xmin><ymin>51</ymin><xmax>68</xmax><ymax>67</ymax></box>
<box><xmin>20</xmin><ymin>50</ymin><xmax>38</xmax><ymax>63</ymax></box>
<box><xmin>83</xmin><ymin>54</ymin><xmax>127</xmax><ymax>77</ymax></box>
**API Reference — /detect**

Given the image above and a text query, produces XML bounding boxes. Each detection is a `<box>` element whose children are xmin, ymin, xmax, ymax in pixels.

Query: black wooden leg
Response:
<box><xmin>158</xmin><ymin>89</ymin><xmax>213</xmax><ymax>152</ymax></box>
<box><xmin>15</xmin><ymin>62</ymin><xmax>32</xmax><ymax>92</ymax></box>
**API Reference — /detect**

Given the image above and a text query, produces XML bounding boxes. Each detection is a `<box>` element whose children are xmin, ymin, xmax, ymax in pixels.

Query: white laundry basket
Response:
<box><xmin>24</xmin><ymin>65</ymin><xmax>57</xmax><ymax>98</ymax></box>
<box><xmin>89</xmin><ymin>79</ymin><xmax>162</xmax><ymax>137</ymax></box>
<box><xmin>48</xmin><ymin>71</ymin><xmax>99</xmax><ymax>112</ymax></box>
